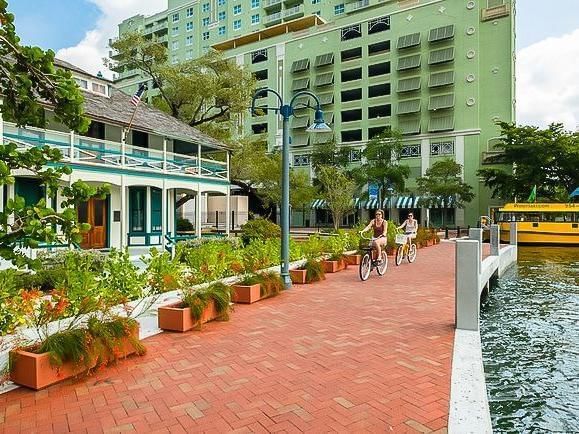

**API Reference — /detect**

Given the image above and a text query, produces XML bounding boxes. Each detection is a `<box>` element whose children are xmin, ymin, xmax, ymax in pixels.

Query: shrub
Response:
<box><xmin>304</xmin><ymin>259</ymin><xmax>325</xmax><ymax>283</ymax></box>
<box><xmin>181</xmin><ymin>282</ymin><xmax>233</xmax><ymax>326</ymax></box>
<box><xmin>100</xmin><ymin>249</ymin><xmax>145</xmax><ymax>304</ymax></box>
<box><xmin>240</xmin><ymin>218</ymin><xmax>281</xmax><ymax>245</ymax></box>
<box><xmin>176</xmin><ymin>218</ymin><xmax>194</xmax><ymax>232</ymax></box>
<box><xmin>324</xmin><ymin>232</ymin><xmax>349</xmax><ymax>261</ymax></box>
<box><xmin>302</xmin><ymin>235</ymin><xmax>325</xmax><ymax>261</ymax></box>
<box><xmin>253</xmin><ymin>272</ymin><xmax>283</xmax><ymax>299</ymax></box>
<box><xmin>142</xmin><ymin>248</ymin><xmax>183</xmax><ymax>294</ymax></box>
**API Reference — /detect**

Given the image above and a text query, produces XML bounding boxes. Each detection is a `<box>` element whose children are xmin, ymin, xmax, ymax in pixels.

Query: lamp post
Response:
<box><xmin>251</xmin><ymin>87</ymin><xmax>331</xmax><ymax>288</ymax></box>
<box><xmin>387</xmin><ymin>186</ymin><xmax>394</xmax><ymax>221</ymax></box>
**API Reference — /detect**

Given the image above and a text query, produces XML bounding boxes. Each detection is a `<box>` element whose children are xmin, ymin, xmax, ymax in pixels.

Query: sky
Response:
<box><xmin>7</xmin><ymin>0</ymin><xmax>579</xmax><ymax>130</ymax></box>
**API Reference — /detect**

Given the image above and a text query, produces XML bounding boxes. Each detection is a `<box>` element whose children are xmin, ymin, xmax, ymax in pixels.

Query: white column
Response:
<box><xmin>162</xmin><ymin>181</ymin><xmax>167</xmax><ymax>250</ymax></box>
<box><xmin>420</xmin><ymin>138</ymin><xmax>429</xmax><ymax>175</ymax></box>
<box><xmin>195</xmin><ymin>184</ymin><xmax>202</xmax><ymax>238</ymax></box>
<box><xmin>69</xmin><ymin>131</ymin><xmax>75</xmax><ymax>162</ymax></box>
<box><xmin>197</xmin><ymin>143</ymin><xmax>202</xmax><ymax>176</ymax></box>
<box><xmin>225</xmin><ymin>187</ymin><xmax>231</xmax><ymax>236</ymax></box>
<box><xmin>0</xmin><ymin>97</ymin><xmax>4</xmax><ymax>140</ymax></box>
<box><xmin>145</xmin><ymin>187</ymin><xmax>151</xmax><ymax>244</ymax></box>
<box><xmin>490</xmin><ymin>224</ymin><xmax>500</xmax><ymax>256</ymax></box>
<box><xmin>455</xmin><ymin>240</ymin><xmax>481</xmax><ymax>331</ymax></box>
<box><xmin>455</xmin><ymin>135</ymin><xmax>466</xmax><ymax>226</ymax></box>
<box><xmin>120</xmin><ymin>176</ymin><xmax>127</xmax><ymax>249</ymax></box>
<box><xmin>162</xmin><ymin>138</ymin><xmax>168</xmax><ymax>172</ymax></box>
<box><xmin>6</xmin><ymin>183</ymin><xmax>14</xmax><ymax>225</ymax></box>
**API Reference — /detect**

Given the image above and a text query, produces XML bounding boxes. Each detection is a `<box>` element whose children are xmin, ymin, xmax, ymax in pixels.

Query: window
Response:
<box><xmin>368</xmin><ymin>105</ymin><xmax>391</xmax><ymax>118</ymax></box>
<box><xmin>369</xmin><ymin>83</ymin><xmax>390</xmax><ymax>98</ymax></box>
<box><xmin>342</xmin><ymin>130</ymin><xmax>362</xmax><ymax>142</ymax></box>
<box><xmin>292</xmin><ymin>116</ymin><xmax>309</xmax><ymax>129</ymax></box>
<box><xmin>92</xmin><ymin>82</ymin><xmax>106</xmax><ymax>95</ymax></box>
<box><xmin>129</xmin><ymin>188</ymin><xmax>146</xmax><ymax>233</ymax></box>
<box><xmin>202</xmin><ymin>3</ymin><xmax>210</xmax><ymax>12</ymax></box>
<box><xmin>151</xmin><ymin>188</ymin><xmax>162</xmax><ymax>232</ymax></box>
<box><xmin>429</xmin><ymin>114</ymin><xmax>454</xmax><ymax>132</ymax></box>
<box><xmin>172</xmin><ymin>26</ymin><xmax>179</xmax><ymax>35</ymax></box>
<box><xmin>218</xmin><ymin>11</ymin><xmax>226</xmax><ymax>21</ymax></box>
<box><xmin>252</xmin><ymin>123</ymin><xmax>268</xmax><ymax>134</ymax></box>
<box><xmin>202</xmin><ymin>17</ymin><xmax>210</xmax><ymax>26</ymax></box>
<box><xmin>251</xmin><ymin>48</ymin><xmax>268</xmax><ymax>63</ymax></box>
<box><xmin>218</xmin><ymin>26</ymin><xmax>226</xmax><ymax>35</ymax></box>
<box><xmin>341</xmin><ymin>109</ymin><xmax>362</xmax><ymax>123</ymax></box>
<box><xmin>219</xmin><ymin>0</ymin><xmax>226</xmax><ymax>5</ymax></box>
<box><xmin>399</xmin><ymin>118</ymin><xmax>421</xmax><ymax>135</ymax></box>
<box><xmin>251</xmin><ymin>0</ymin><xmax>260</xmax><ymax>8</ymax></box>
<box><xmin>233</xmin><ymin>4</ymin><xmax>241</xmax><ymax>14</ymax></box>
<box><xmin>291</xmin><ymin>58</ymin><xmax>310</xmax><ymax>73</ymax></box>
<box><xmin>319</xmin><ymin>93</ymin><xmax>334</xmax><ymax>105</ymax></box>
<box><xmin>429</xmin><ymin>47</ymin><xmax>455</xmax><ymax>64</ymax></box>
<box><xmin>430</xmin><ymin>141</ymin><xmax>454</xmax><ymax>156</ymax></box>
<box><xmin>400</xmin><ymin>145</ymin><xmax>421</xmax><ymax>158</ymax></box>
<box><xmin>233</xmin><ymin>19</ymin><xmax>241</xmax><ymax>30</ymax></box>
<box><xmin>315</xmin><ymin>53</ymin><xmax>334</xmax><ymax>68</ymax></box>
<box><xmin>397</xmin><ymin>77</ymin><xmax>421</xmax><ymax>92</ymax></box>
<box><xmin>429</xmin><ymin>25</ymin><xmax>455</xmax><ymax>42</ymax></box>
<box><xmin>172</xmin><ymin>40</ymin><xmax>179</xmax><ymax>50</ymax></box>
<box><xmin>312</xmin><ymin>0</ymin><xmax>321</xmax><ymax>4</ymax></box>
<box><xmin>428</xmin><ymin>94</ymin><xmax>455</xmax><ymax>111</ymax></box>
<box><xmin>334</xmin><ymin>4</ymin><xmax>345</xmax><ymax>15</ymax></box>
<box><xmin>172</xmin><ymin>54</ymin><xmax>178</xmax><ymax>64</ymax></box>
<box><xmin>186</xmin><ymin>49</ymin><xmax>193</xmax><ymax>60</ymax></box>
<box><xmin>341</xmin><ymin>68</ymin><xmax>362</xmax><ymax>83</ymax></box>
<box><xmin>368</xmin><ymin>41</ymin><xmax>390</xmax><ymax>55</ymax></box>
<box><xmin>368</xmin><ymin>16</ymin><xmax>390</xmax><ymax>34</ymax></box>
<box><xmin>369</xmin><ymin>127</ymin><xmax>387</xmax><ymax>139</ymax></box>
<box><xmin>429</xmin><ymin>70</ymin><xmax>454</xmax><ymax>87</ymax></box>
<box><xmin>186</xmin><ymin>21</ymin><xmax>193</xmax><ymax>31</ymax></box>
<box><xmin>487</xmin><ymin>0</ymin><xmax>505</xmax><ymax>7</ymax></box>
<box><xmin>254</xmin><ymin>69</ymin><xmax>268</xmax><ymax>81</ymax></box>
<box><xmin>293</xmin><ymin>155</ymin><xmax>310</xmax><ymax>167</ymax></box>
<box><xmin>75</xmin><ymin>78</ymin><xmax>88</xmax><ymax>89</ymax></box>
<box><xmin>341</xmin><ymin>88</ymin><xmax>362</xmax><ymax>102</ymax></box>
<box><xmin>368</xmin><ymin>62</ymin><xmax>390</xmax><ymax>77</ymax></box>
<box><xmin>398</xmin><ymin>99</ymin><xmax>421</xmax><ymax>114</ymax></box>
<box><xmin>251</xmin><ymin>14</ymin><xmax>260</xmax><ymax>25</ymax></box>
<box><xmin>397</xmin><ymin>33</ymin><xmax>421</xmax><ymax>49</ymax></box>
<box><xmin>202</xmin><ymin>31</ymin><xmax>210</xmax><ymax>40</ymax></box>
<box><xmin>341</xmin><ymin>24</ymin><xmax>361</xmax><ymax>41</ymax></box>
<box><xmin>292</xmin><ymin>77</ymin><xmax>310</xmax><ymax>91</ymax></box>
<box><xmin>186</xmin><ymin>35</ymin><xmax>193</xmax><ymax>46</ymax></box>
<box><xmin>186</xmin><ymin>7</ymin><xmax>194</xmax><ymax>17</ymax></box>
<box><xmin>397</xmin><ymin>54</ymin><xmax>421</xmax><ymax>71</ymax></box>
<box><xmin>172</xmin><ymin>13</ymin><xmax>180</xmax><ymax>22</ymax></box>
<box><xmin>341</xmin><ymin>47</ymin><xmax>362</xmax><ymax>62</ymax></box>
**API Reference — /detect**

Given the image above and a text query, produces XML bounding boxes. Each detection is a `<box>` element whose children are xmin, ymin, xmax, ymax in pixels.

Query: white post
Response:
<box><xmin>120</xmin><ymin>176</ymin><xmax>127</xmax><ymax>249</ymax></box>
<box><xmin>225</xmin><ymin>187</ymin><xmax>231</xmax><ymax>236</ymax></box>
<box><xmin>69</xmin><ymin>131</ymin><xmax>75</xmax><ymax>162</ymax></box>
<box><xmin>469</xmin><ymin>227</ymin><xmax>483</xmax><ymax>262</ymax></box>
<box><xmin>162</xmin><ymin>138</ymin><xmax>168</xmax><ymax>173</ymax></box>
<box><xmin>162</xmin><ymin>181</ymin><xmax>167</xmax><ymax>250</ymax></box>
<box><xmin>509</xmin><ymin>221</ymin><xmax>517</xmax><ymax>246</ymax></box>
<box><xmin>145</xmin><ymin>187</ymin><xmax>151</xmax><ymax>245</ymax></box>
<box><xmin>455</xmin><ymin>239</ymin><xmax>481</xmax><ymax>331</ymax></box>
<box><xmin>195</xmin><ymin>185</ymin><xmax>202</xmax><ymax>239</ymax></box>
<box><xmin>6</xmin><ymin>183</ymin><xmax>14</xmax><ymax>226</ymax></box>
<box><xmin>197</xmin><ymin>143</ymin><xmax>202</xmax><ymax>176</ymax></box>
<box><xmin>490</xmin><ymin>224</ymin><xmax>500</xmax><ymax>256</ymax></box>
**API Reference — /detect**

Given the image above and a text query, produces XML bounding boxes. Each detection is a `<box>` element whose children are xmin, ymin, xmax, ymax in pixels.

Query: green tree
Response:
<box><xmin>310</xmin><ymin>137</ymin><xmax>350</xmax><ymax>172</ymax></box>
<box><xmin>0</xmin><ymin>1</ymin><xmax>109</xmax><ymax>267</ymax></box>
<box><xmin>353</xmin><ymin>128</ymin><xmax>410</xmax><ymax>202</ymax></box>
<box><xmin>107</xmin><ymin>34</ymin><xmax>255</xmax><ymax>140</ymax></box>
<box><xmin>478</xmin><ymin>122</ymin><xmax>579</xmax><ymax>201</ymax></box>
<box><xmin>417</xmin><ymin>159</ymin><xmax>474</xmax><ymax>226</ymax></box>
<box><xmin>317</xmin><ymin>166</ymin><xmax>356</xmax><ymax>230</ymax></box>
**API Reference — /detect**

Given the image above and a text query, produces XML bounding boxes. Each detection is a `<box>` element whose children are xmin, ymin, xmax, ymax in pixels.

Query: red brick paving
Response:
<box><xmin>0</xmin><ymin>243</ymin><xmax>456</xmax><ymax>433</ymax></box>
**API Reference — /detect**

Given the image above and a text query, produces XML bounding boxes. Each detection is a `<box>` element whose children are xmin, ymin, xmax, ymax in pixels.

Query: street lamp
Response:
<box><xmin>387</xmin><ymin>186</ymin><xmax>394</xmax><ymax>221</ymax></box>
<box><xmin>251</xmin><ymin>87</ymin><xmax>331</xmax><ymax>288</ymax></box>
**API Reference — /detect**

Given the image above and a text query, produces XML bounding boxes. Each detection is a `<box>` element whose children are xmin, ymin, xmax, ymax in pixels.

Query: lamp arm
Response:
<box><xmin>251</xmin><ymin>87</ymin><xmax>283</xmax><ymax>115</ymax></box>
<box><xmin>289</xmin><ymin>90</ymin><xmax>322</xmax><ymax>111</ymax></box>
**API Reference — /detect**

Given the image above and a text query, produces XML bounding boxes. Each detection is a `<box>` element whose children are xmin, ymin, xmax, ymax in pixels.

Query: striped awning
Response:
<box><xmin>311</xmin><ymin>199</ymin><xmax>327</xmax><ymax>209</ymax></box>
<box><xmin>395</xmin><ymin>196</ymin><xmax>419</xmax><ymax>209</ymax></box>
<box><xmin>420</xmin><ymin>196</ymin><xmax>456</xmax><ymax>208</ymax></box>
<box><xmin>381</xmin><ymin>197</ymin><xmax>391</xmax><ymax>208</ymax></box>
<box><xmin>365</xmin><ymin>198</ymin><xmax>379</xmax><ymax>209</ymax></box>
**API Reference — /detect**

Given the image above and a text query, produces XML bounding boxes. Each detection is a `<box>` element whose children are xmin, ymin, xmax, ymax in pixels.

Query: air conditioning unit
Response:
<box><xmin>481</xmin><ymin>4</ymin><xmax>510</xmax><ymax>21</ymax></box>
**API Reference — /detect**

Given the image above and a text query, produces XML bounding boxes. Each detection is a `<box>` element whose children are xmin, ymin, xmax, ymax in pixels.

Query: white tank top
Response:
<box><xmin>405</xmin><ymin>219</ymin><xmax>417</xmax><ymax>231</ymax></box>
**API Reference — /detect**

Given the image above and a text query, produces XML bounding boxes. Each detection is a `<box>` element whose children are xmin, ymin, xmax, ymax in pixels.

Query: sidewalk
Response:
<box><xmin>0</xmin><ymin>243</ymin><xmax>456</xmax><ymax>433</ymax></box>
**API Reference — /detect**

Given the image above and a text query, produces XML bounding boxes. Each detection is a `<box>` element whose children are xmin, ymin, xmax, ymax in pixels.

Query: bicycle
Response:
<box><xmin>358</xmin><ymin>232</ymin><xmax>388</xmax><ymax>281</ymax></box>
<box><xmin>395</xmin><ymin>232</ymin><xmax>417</xmax><ymax>266</ymax></box>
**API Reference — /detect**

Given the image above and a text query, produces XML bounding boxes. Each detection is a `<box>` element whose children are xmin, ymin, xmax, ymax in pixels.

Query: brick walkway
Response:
<box><xmin>1</xmin><ymin>243</ymin><xmax>456</xmax><ymax>434</ymax></box>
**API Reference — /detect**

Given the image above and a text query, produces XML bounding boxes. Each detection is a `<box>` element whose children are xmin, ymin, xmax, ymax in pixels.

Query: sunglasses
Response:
<box><xmin>408</xmin><ymin>215</ymin><xmax>413</xmax><ymax>218</ymax></box>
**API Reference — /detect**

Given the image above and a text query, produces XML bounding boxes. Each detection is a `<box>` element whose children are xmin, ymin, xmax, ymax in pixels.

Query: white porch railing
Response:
<box><xmin>2</xmin><ymin>122</ymin><xmax>228</xmax><ymax>181</ymax></box>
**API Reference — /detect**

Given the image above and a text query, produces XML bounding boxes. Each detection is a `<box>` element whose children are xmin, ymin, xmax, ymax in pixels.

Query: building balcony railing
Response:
<box><xmin>265</xmin><ymin>12</ymin><xmax>283</xmax><ymax>26</ymax></box>
<box><xmin>2</xmin><ymin>123</ymin><xmax>228</xmax><ymax>182</ymax></box>
<box><xmin>263</xmin><ymin>0</ymin><xmax>282</xmax><ymax>10</ymax></box>
<box><xmin>284</xmin><ymin>4</ymin><xmax>304</xmax><ymax>20</ymax></box>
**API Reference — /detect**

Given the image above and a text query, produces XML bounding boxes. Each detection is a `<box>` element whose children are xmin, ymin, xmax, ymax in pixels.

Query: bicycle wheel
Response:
<box><xmin>359</xmin><ymin>253</ymin><xmax>371</xmax><ymax>281</ymax></box>
<box><xmin>407</xmin><ymin>243</ymin><xmax>417</xmax><ymax>263</ymax></box>
<box><xmin>395</xmin><ymin>245</ymin><xmax>404</xmax><ymax>266</ymax></box>
<box><xmin>376</xmin><ymin>252</ymin><xmax>388</xmax><ymax>275</ymax></box>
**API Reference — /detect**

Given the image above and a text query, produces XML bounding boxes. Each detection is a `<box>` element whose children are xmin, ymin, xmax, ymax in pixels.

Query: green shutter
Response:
<box><xmin>292</xmin><ymin>135</ymin><xmax>310</xmax><ymax>147</ymax></box>
<box><xmin>398</xmin><ymin>118</ymin><xmax>421</xmax><ymax>135</ymax></box>
<box><xmin>129</xmin><ymin>187</ymin><xmax>146</xmax><ymax>233</ymax></box>
<box><xmin>293</xmin><ymin>94</ymin><xmax>311</xmax><ymax>108</ymax></box>
<box><xmin>291</xmin><ymin>58</ymin><xmax>310</xmax><ymax>73</ymax></box>
<box><xmin>397</xmin><ymin>32</ymin><xmax>421</xmax><ymax>49</ymax></box>
<box><xmin>428</xmin><ymin>25</ymin><xmax>455</xmax><ymax>42</ymax></box>
<box><xmin>292</xmin><ymin>77</ymin><xmax>310</xmax><ymax>91</ymax></box>
<box><xmin>397</xmin><ymin>77</ymin><xmax>421</xmax><ymax>92</ymax></box>
<box><xmin>429</xmin><ymin>94</ymin><xmax>455</xmax><ymax>110</ymax></box>
<box><xmin>429</xmin><ymin>70</ymin><xmax>455</xmax><ymax>87</ymax></box>
<box><xmin>397</xmin><ymin>54</ymin><xmax>421</xmax><ymax>71</ymax></box>
<box><xmin>429</xmin><ymin>47</ymin><xmax>455</xmax><ymax>64</ymax></box>
<box><xmin>429</xmin><ymin>113</ymin><xmax>455</xmax><ymax>132</ymax></box>
<box><xmin>398</xmin><ymin>99</ymin><xmax>421</xmax><ymax>115</ymax></box>
<box><xmin>318</xmin><ymin>93</ymin><xmax>334</xmax><ymax>105</ymax></box>
<box><xmin>292</xmin><ymin>116</ymin><xmax>310</xmax><ymax>129</ymax></box>
<box><xmin>315</xmin><ymin>53</ymin><xmax>334</xmax><ymax>67</ymax></box>
<box><xmin>315</xmin><ymin>72</ymin><xmax>334</xmax><ymax>87</ymax></box>
<box><xmin>151</xmin><ymin>188</ymin><xmax>162</xmax><ymax>232</ymax></box>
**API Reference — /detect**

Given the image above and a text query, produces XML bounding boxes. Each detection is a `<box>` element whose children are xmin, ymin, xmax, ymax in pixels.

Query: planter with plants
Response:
<box><xmin>322</xmin><ymin>232</ymin><xmax>349</xmax><ymax>273</ymax></box>
<box><xmin>158</xmin><ymin>282</ymin><xmax>232</xmax><ymax>332</ymax></box>
<box><xmin>231</xmin><ymin>275</ymin><xmax>261</xmax><ymax>304</ymax></box>
<box><xmin>290</xmin><ymin>268</ymin><xmax>308</xmax><ymax>284</ymax></box>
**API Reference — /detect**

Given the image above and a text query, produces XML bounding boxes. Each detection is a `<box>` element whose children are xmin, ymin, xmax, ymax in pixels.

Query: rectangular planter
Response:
<box><xmin>322</xmin><ymin>259</ymin><xmax>346</xmax><ymax>273</ymax></box>
<box><xmin>232</xmin><ymin>284</ymin><xmax>261</xmax><ymax>304</ymax></box>
<box><xmin>10</xmin><ymin>326</ymin><xmax>140</xmax><ymax>390</ymax></box>
<box><xmin>290</xmin><ymin>269</ymin><xmax>307</xmax><ymax>284</ymax></box>
<box><xmin>346</xmin><ymin>254</ymin><xmax>361</xmax><ymax>266</ymax></box>
<box><xmin>158</xmin><ymin>300</ymin><xmax>218</xmax><ymax>332</ymax></box>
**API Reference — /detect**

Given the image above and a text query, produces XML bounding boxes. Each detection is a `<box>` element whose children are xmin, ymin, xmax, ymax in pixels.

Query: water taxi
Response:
<box><xmin>497</xmin><ymin>203</ymin><xmax>579</xmax><ymax>245</ymax></box>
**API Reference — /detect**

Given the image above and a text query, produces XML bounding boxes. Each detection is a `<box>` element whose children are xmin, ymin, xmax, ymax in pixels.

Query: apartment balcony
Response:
<box><xmin>265</xmin><ymin>12</ymin><xmax>283</xmax><ymax>26</ymax></box>
<box><xmin>284</xmin><ymin>4</ymin><xmax>305</xmax><ymax>20</ymax></box>
<box><xmin>263</xmin><ymin>0</ymin><xmax>282</xmax><ymax>11</ymax></box>
<box><xmin>347</xmin><ymin>0</ymin><xmax>371</xmax><ymax>13</ymax></box>
<box><xmin>2</xmin><ymin>123</ymin><xmax>228</xmax><ymax>182</ymax></box>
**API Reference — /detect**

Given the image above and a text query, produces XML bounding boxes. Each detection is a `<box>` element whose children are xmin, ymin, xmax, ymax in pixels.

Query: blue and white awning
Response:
<box><xmin>381</xmin><ymin>197</ymin><xmax>391</xmax><ymax>208</ymax></box>
<box><xmin>365</xmin><ymin>198</ymin><xmax>379</xmax><ymax>209</ymax></box>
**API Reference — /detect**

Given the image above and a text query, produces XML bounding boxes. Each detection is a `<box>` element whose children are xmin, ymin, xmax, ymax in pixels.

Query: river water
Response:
<box><xmin>480</xmin><ymin>246</ymin><xmax>579</xmax><ymax>433</ymax></box>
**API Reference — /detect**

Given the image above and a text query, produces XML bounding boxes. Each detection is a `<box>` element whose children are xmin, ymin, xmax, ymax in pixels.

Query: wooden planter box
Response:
<box><xmin>232</xmin><ymin>284</ymin><xmax>261</xmax><ymax>304</ymax></box>
<box><xmin>346</xmin><ymin>254</ymin><xmax>361</xmax><ymax>266</ymax></box>
<box><xmin>290</xmin><ymin>269</ymin><xmax>307</xmax><ymax>284</ymax></box>
<box><xmin>10</xmin><ymin>326</ymin><xmax>140</xmax><ymax>391</ymax></box>
<box><xmin>158</xmin><ymin>300</ymin><xmax>218</xmax><ymax>332</ymax></box>
<box><xmin>322</xmin><ymin>259</ymin><xmax>346</xmax><ymax>273</ymax></box>
<box><xmin>426</xmin><ymin>239</ymin><xmax>434</xmax><ymax>247</ymax></box>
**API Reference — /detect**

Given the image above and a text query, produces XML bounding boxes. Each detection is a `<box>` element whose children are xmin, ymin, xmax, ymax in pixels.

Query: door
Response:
<box><xmin>78</xmin><ymin>197</ymin><xmax>107</xmax><ymax>249</ymax></box>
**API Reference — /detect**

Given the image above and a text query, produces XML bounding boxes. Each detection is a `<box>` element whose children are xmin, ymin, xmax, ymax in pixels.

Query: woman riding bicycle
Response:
<box><xmin>397</xmin><ymin>212</ymin><xmax>418</xmax><ymax>244</ymax></box>
<box><xmin>360</xmin><ymin>209</ymin><xmax>388</xmax><ymax>263</ymax></box>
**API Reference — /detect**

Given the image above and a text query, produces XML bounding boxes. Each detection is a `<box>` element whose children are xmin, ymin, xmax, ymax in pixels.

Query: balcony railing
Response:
<box><xmin>264</xmin><ymin>0</ymin><xmax>282</xmax><ymax>9</ymax></box>
<box><xmin>284</xmin><ymin>4</ymin><xmax>304</xmax><ymax>19</ymax></box>
<box><xmin>2</xmin><ymin>123</ymin><xmax>228</xmax><ymax>182</ymax></box>
<box><xmin>347</xmin><ymin>0</ymin><xmax>371</xmax><ymax>12</ymax></box>
<box><xmin>265</xmin><ymin>12</ymin><xmax>283</xmax><ymax>25</ymax></box>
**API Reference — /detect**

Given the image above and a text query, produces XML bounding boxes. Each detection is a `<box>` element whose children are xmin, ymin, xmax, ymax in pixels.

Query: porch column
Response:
<box><xmin>162</xmin><ymin>181</ymin><xmax>167</xmax><ymax>250</ymax></box>
<box><xmin>145</xmin><ymin>187</ymin><xmax>152</xmax><ymax>245</ymax></box>
<box><xmin>120</xmin><ymin>176</ymin><xmax>127</xmax><ymax>249</ymax></box>
<box><xmin>195</xmin><ymin>184</ymin><xmax>202</xmax><ymax>238</ymax></box>
<box><xmin>162</xmin><ymin>138</ymin><xmax>168</xmax><ymax>172</ymax></box>
<box><xmin>225</xmin><ymin>187</ymin><xmax>231</xmax><ymax>236</ymax></box>
<box><xmin>197</xmin><ymin>143</ymin><xmax>202</xmax><ymax>176</ymax></box>
<box><xmin>69</xmin><ymin>131</ymin><xmax>75</xmax><ymax>162</ymax></box>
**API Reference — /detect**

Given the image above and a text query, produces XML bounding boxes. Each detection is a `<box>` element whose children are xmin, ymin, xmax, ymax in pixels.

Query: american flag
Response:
<box><xmin>130</xmin><ymin>83</ymin><xmax>147</xmax><ymax>106</ymax></box>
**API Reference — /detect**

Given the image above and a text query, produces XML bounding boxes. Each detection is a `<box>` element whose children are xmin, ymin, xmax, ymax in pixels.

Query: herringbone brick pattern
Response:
<box><xmin>1</xmin><ymin>243</ymin><xmax>456</xmax><ymax>433</ymax></box>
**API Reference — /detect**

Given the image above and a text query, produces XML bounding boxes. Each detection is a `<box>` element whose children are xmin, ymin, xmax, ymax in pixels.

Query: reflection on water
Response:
<box><xmin>480</xmin><ymin>247</ymin><xmax>579</xmax><ymax>433</ymax></box>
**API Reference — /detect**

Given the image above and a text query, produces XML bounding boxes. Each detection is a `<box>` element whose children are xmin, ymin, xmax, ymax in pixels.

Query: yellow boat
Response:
<box><xmin>497</xmin><ymin>203</ymin><xmax>579</xmax><ymax>245</ymax></box>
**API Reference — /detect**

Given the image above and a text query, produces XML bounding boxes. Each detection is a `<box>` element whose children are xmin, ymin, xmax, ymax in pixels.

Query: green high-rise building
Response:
<box><xmin>115</xmin><ymin>0</ymin><xmax>515</xmax><ymax>227</ymax></box>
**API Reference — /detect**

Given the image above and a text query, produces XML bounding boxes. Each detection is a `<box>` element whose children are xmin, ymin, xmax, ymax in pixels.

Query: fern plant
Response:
<box><xmin>181</xmin><ymin>282</ymin><xmax>233</xmax><ymax>326</ymax></box>
<box><xmin>254</xmin><ymin>272</ymin><xmax>283</xmax><ymax>299</ymax></box>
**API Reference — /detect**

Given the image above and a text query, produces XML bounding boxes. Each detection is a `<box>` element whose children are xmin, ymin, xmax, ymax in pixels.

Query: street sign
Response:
<box><xmin>368</xmin><ymin>183</ymin><xmax>379</xmax><ymax>201</ymax></box>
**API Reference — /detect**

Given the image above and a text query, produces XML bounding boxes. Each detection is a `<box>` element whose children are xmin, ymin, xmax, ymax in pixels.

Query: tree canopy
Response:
<box><xmin>478</xmin><ymin>122</ymin><xmax>579</xmax><ymax>201</ymax></box>
<box><xmin>417</xmin><ymin>159</ymin><xmax>474</xmax><ymax>209</ymax></box>
<box><xmin>317</xmin><ymin>166</ymin><xmax>356</xmax><ymax>230</ymax></box>
<box><xmin>107</xmin><ymin>33</ymin><xmax>255</xmax><ymax>141</ymax></box>
<box><xmin>309</xmin><ymin>138</ymin><xmax>351</xmax><ymax>173</ymax></box>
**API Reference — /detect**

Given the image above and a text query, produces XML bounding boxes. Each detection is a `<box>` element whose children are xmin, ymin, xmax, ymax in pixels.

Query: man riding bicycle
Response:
<box><xmin>397</xmin><ymin>212</ymin><xmax>418</xmax><ymax>246</ymax></box>
<box><xmin>360</xmin><ymin>209</ymin><xmax>387</xmax><ymax>264</ymax></box>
